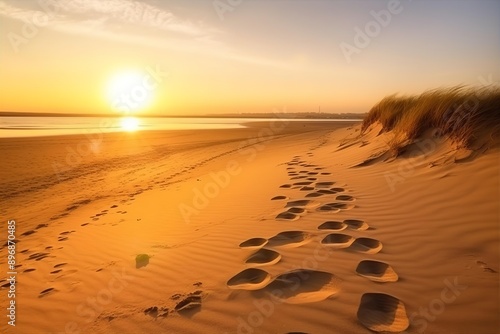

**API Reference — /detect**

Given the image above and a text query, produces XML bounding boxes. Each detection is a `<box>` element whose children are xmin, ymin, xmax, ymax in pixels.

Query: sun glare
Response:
<box><xmin>120</xmin><ymin>117</ymin><xmax>140</xmax><ymax>132</ymax></box>
<box><xmin>106</xmin><ymin>70</ymin><xmax>155</xmax><ymax>113</ymax></box>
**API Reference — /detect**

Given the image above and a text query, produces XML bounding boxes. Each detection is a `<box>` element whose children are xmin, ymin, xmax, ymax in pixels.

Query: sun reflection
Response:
<box><xmin>120</xmin><ymin>117</ymin><xmax>140</xmax><ymax>132</ymax></box>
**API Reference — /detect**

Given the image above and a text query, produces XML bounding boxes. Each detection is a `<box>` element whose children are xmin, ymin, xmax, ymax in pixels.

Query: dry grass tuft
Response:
<box><xmin>362</xmin><ymin>86</ymin><xmax>500</xmax><ymax>149</ymax></box>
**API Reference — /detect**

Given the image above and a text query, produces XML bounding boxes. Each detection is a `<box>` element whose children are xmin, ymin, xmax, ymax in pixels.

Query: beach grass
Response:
<box><xmin>362</xmin><ymin>86</ymin><xmax>500</xmax><ymax>148</ymax></box>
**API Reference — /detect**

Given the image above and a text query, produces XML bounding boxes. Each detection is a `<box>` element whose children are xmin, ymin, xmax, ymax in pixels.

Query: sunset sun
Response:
<box><xmin>106</xmin><ymin>70</ymin><xmax>155</xmax><ymax>113</ymax></box>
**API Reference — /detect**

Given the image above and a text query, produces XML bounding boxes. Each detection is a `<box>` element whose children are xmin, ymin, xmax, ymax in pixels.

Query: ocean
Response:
<box><xmin>0</xmin><ymin>117</ymin><xmax>359</xmax><ymax>138</ymax></box>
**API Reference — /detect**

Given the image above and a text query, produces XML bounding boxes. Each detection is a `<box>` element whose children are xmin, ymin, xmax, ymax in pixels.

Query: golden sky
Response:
<box><xmin>0</xmin><ymin>0</ymin><xmax>499</xmax><ymax>115</ymax></box>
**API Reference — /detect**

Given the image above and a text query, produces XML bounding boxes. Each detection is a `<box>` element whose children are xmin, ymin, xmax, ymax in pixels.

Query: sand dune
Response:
<box><xmin>0</xmin><ymin>120</ymin><xmax>498</xmax><ymax>333</ymax></box>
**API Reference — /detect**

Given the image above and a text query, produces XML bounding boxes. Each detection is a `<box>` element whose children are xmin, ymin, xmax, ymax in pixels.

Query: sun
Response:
<box><xmin>120</xmin><ymin>117</ymin><xmax>140</xmax><ymax>132</ymax></box>
<box><xmin>106</xmin><ymin>69</ymin><xmax>155</xmax><ymax>113</ymax></box>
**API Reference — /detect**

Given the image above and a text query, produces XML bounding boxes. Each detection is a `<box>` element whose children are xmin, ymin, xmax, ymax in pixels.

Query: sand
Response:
<box><xmin>0</xmin><ymin>120</ymin><xmax>498</xmax><ymax>333</ymax></box>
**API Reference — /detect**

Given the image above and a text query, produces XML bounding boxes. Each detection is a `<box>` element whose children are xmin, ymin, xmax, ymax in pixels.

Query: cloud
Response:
<box><xmin>0</xmin><ymin>0</ymin><xmax>215</xmax><ymax>36</ymax></box>
<box><xmin>0</xmin><ymin>0</ymin><xmax>290</xmax><ymax>69</ymax></box>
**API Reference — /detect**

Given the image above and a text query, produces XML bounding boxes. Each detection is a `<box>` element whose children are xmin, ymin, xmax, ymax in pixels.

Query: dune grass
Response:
<box><xmin>362</xmin><ymin>86</ymin><xmax>500</xmax><ymax>149</ymax></box>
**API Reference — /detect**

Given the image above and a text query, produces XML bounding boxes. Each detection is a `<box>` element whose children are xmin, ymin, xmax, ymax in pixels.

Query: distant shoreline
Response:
<box><xmin>0</xmin><ymin>111</ymin><xmax>365</xmax><ymax>119</ymax></box>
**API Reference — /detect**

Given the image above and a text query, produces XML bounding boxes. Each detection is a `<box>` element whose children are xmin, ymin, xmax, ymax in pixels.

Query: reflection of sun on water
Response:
<box><xmin>120</xmin><ymin>117</ymin><xmax>140</xmax><ymax>132</ymax></box>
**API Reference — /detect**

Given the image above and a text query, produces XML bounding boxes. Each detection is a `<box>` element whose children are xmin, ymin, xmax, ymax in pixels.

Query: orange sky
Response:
<box><xmin>0</xmin><ymin>1</ymin><xmax>499</xmax><ymax>115</ymax></box>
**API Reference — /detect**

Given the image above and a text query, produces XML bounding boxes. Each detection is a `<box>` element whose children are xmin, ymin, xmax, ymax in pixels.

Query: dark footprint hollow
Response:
<box><xmin>285</xmin><ymin>200</ymin><xmax>311</xmax><ymax>207</ymax></box>
<box><xmin>317</xmin><ymin>204</ymin><xmax>340</xmax><ymax>213</ymax></box>
<box><xmin>336</xmin><ymin>195</ymin><xmax>354</xmax><ymax>201</ymax></box>
<box><xmin>276</xmin><ymin>212</ymin><xmax>299</xmax><ymax>221</ymax></box>
<box><xmin>293</xmin><ymin>181</ymin><xmax>313</xmax><ymax>186</ymax></box>
<box><xmin>324</xmin><ymin>202</ymin><xmax>354</xmax><ymax>210</ymax></box>
<box><xmin>356</xmin><ymin>260</ymin><xmax>398</xmax><ymax>282</ymax></box>
<box><xmin>267</xmin><ymin>231</ymin><xmax>310</xmax><ymax>247</ymax></box>
<box><xmin>175</xmin><ymin>295</ymin><xmax>202</xmax><ymax>313</ymax></box>
<box><xmin>357</xmin><ymin>293</ymin><xmax>409</xmax><ymax>332</ymax></box>
<box><xmin>263</xmin><ymin>269</ymin><xmax>341</xmax><ymax>304</ymax></box>
<box><xmin>227</xmin><ymin>268</ymin><xmax>271</xmax><ymax>290</ymax></box>
<box><xmin>349</xmin><ymin>238</ymin><xmax>382</xmax><ymax>254</ymax></box>
<box><xmin>306</xmin><ymin>192</ymin><xmax>324</xmax><ymax>198</ymax></box>
<box><xmin>315</xmin><ymin>182</ymin><xmax>335</xmax><ymax>188</ymax></box>
<box><xmin>321</xmin><ymin>233</ymin><xmax>354</xmax><ymax>248</ymax></box>
<box><xmin>245</xmin><ymin>248</ymin><xmax>281</xmax><ymax>266</ymax></box>
<box><xmin>239</xmin><ymin>238</ymin><xmax>268</xmax><ymax>248</ymax></box>
<box><xmin>344</xmin><ymin>219</ymin><xmax>369</xmax><ymax>231</ymax></box>
<box><xmin>318</xmin><ymin>221</ymin><xmax>347</xmax><ymax>231</ymax></box>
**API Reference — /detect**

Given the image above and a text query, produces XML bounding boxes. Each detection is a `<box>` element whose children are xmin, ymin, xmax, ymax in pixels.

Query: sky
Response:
<box><xmin>0</xmin><ymin>0</ymin><xmax>499</xmax><ymax>115</ymax></box>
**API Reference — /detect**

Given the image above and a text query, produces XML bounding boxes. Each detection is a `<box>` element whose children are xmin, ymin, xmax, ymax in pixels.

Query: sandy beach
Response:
<box><xmin>1</xmin><ymin>119</ymin><xmax>498</xmax><ymax>334</ymax></box>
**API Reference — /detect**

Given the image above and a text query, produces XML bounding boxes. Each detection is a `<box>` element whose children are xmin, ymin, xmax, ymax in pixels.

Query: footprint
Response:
<box><xmin>144</xmin><ymin>306</ymin><xmax>159</xmax><ymax>318</ymax></box>
<box><xmin>287</xmin><ymin>207</ymin><xmax>305</xmax><ymax>214</ymax></box>
<box><xmin>349</xmin><ymin>238</ymin><xmax>382</xmax><ymax>254</ymax></box>
<box><xmin>227</xmin><ymin>268</ymin><xmax>271</xmax><ymax>290</ymax></box>
<box><xmin>267</xmin><ymin>231</ymin><xmax>311</xmax><ymax>248</ymax></box>
<box><xmin>175</xmin><ymin>295</ymin><xmax>202</xmax><ymax>313</ymax></box>
<box><xmin>315</xmin><ymin>182</ymin><xmax>335</xmax><ymax>188</ymax></box>
<box><xmin>285</xmin><ymin>200</ymin><xmax>318</xmax><ymax>208</ymax></box>
<box><xmin>321</xmin><ymin>234</ymin><xmax>355</xmax><ymax>248</ymax></box>
<box><xmin>81</xmin><ymin>223</ymin><xmax>89</xmax><ymax>226</ymax></box>
<box><xmin>318</xmin><ymin>221</ymin><xmax>347</xmax><ymax>231</ymax></box>
<box><xmin>54</xmin><ymin>263</ymin><xmax>67</xmax><ymax>268</ymax></box>
<box><xmin>21</xmin><ymin>230</ymin><xmax>36</xmax><ymax>237</ymax></box>
<box><xmin>316</xmin><ymin>205</ymin><xmax>340</xmax><ymax>213</ymax></box>
<box><xmin>300</xmin><ymin>186</ymin><xmax>315</xmax><ymax>191</ymax></box>
<box><xmin>357</xmin><ymin>293</ymin><xmax>409</xmax><ymax>332</ymax></box>
<box><xmin>239</xmin><ymin>238</ymin><xmax>268</xmax><ymax>249</ymax></box>
<box><xmin>276</xmin><ymin>212</ymin><xmax>299</xmax><ymax>221</ymax></box>
<box><xmin>356</xmin><ymin>260</ymin><xmax>398</xmax><ymax>282</ymax></box>
<box><xmin>344</xmin><ymin>219</ymin><xmax>369</xmax><ymax>231</ymax></box>
<box><xmin>336</xmin><ymin>195</ymin><xmax>355</xmax><ymax>201</ymax></box>
<box><xmin>476</xmin><ymin>260</ymin><xmax>498</xmax><ymax>273</ymax></box>
<box><xmin>263</xmin><ymin>269</ymin><xmax>341</xmax><ymax>304</ymax></box>
<box><xmin>293</xmin><ymin>181</ymin><xmax>313</xmax><ymax>186</ymax></box>
<box><xmin>291</xmin><ymin>176</ymin><xmax>307</xmax><ymax>180</ymax></box>
<box><xmin>50</xmin><ymin>269</ymin><xmax>62</xmax><ymax>274</ymax></box>
<box><xmin>317</xmin><ymin>189</ymin><xmax>337</xmax><ymax>194</ymax></box>
<box><xmin>321</xmin><ymin>172</ymin><xmax>331</xmax><ymax>175</ymax></box>
<box><xmin>27</xmin><ymin>252</ymin><xmax>50</xmax><ymax>261</ymax></box>
<box><xmin>23</xmin><ymin>268</ymin><xmax>36</xmax><ymax>273</ymax></box>
<box><xmin>39</xmin><ymin>288</ymin><xmax>56</xmax><ymax>298</ymax></box>
<box><xmin>245</xmin><ymin>249</ymin><xmax>281</xmax><ymax>266</ymax></box>
<box><xmin>280</xmin><ymin>184</ymin><xmax>292</xmax><ymax>189</ymax></box>
<box><xmin>324</xmin><ymin>203</ymin><xmax>355</xmax><ymax>210</ymax></box>
<box><xmin>331</xmin><ymin>187</ymin><xmax>345</xmax><ymax>192</ymax></box>
<box><xmin>305</xmin><ymin>192</ymin><xmax>324</xmax><ymax>198</ymax></box>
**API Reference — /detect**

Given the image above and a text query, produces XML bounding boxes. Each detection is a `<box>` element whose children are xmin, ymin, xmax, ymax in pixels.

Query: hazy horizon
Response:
<box><xmin>1</xmin><ymin>0</ymin><xmax>499</xmax><ymax>116</ymax></box>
